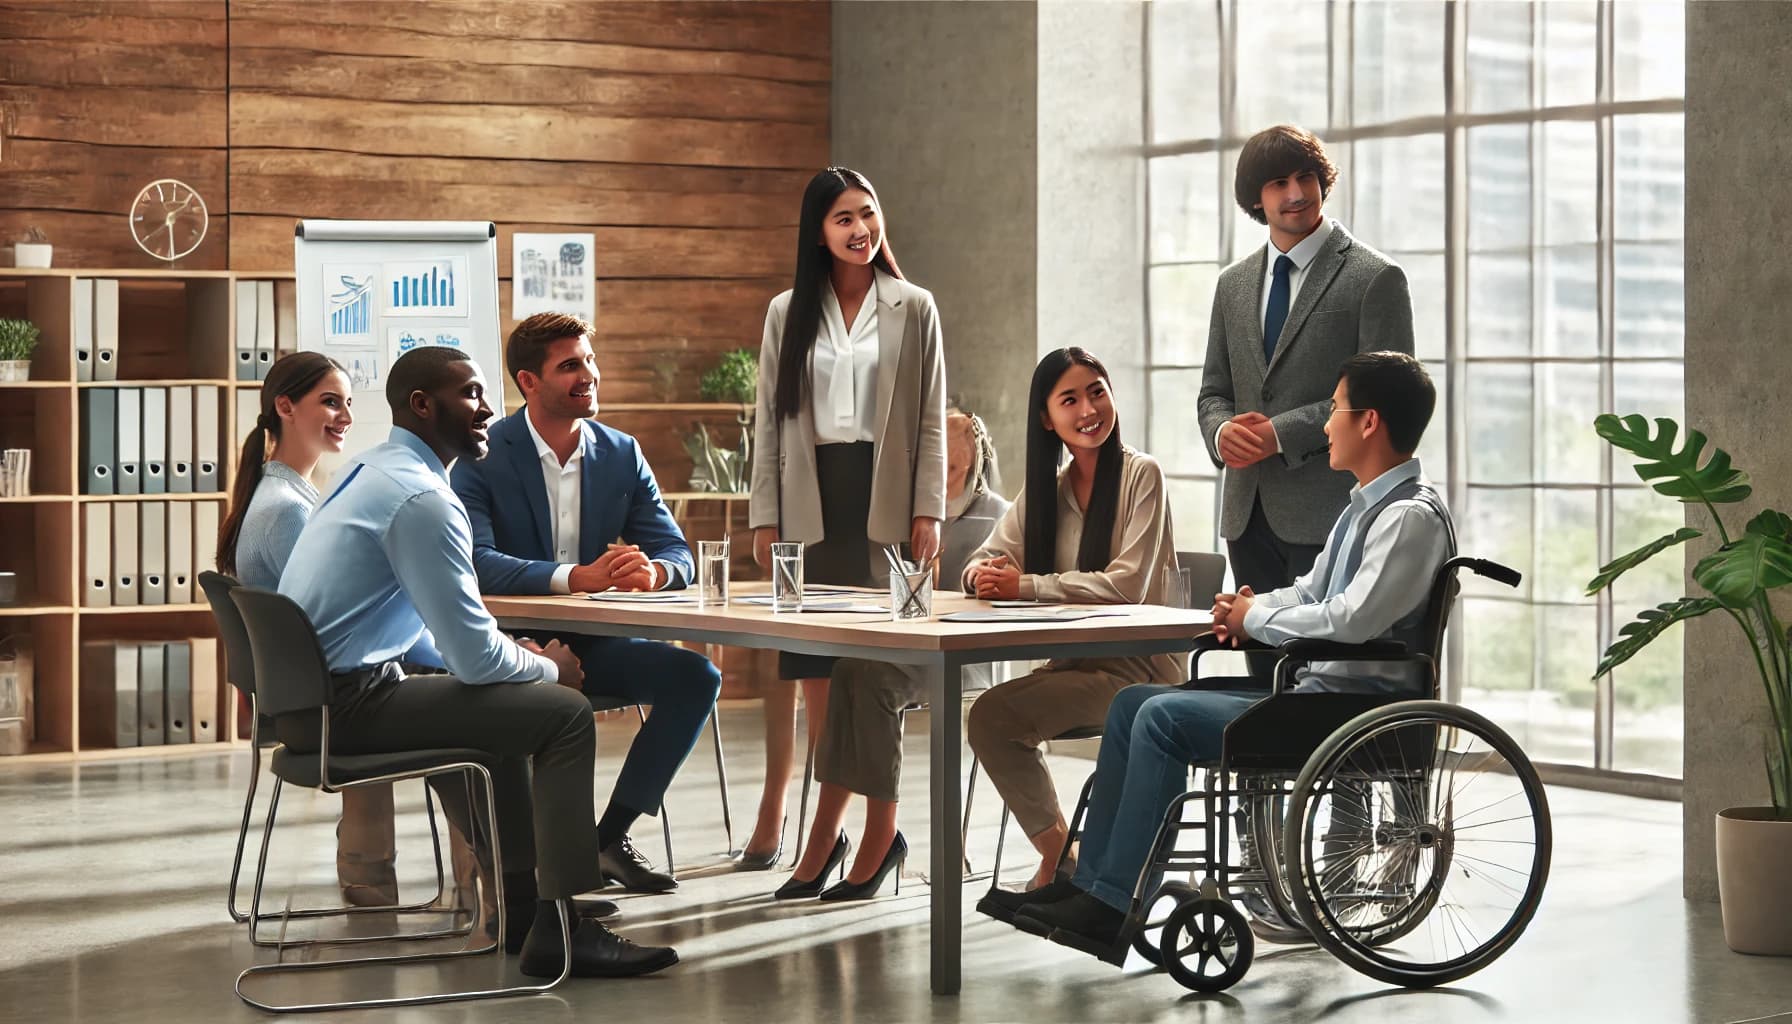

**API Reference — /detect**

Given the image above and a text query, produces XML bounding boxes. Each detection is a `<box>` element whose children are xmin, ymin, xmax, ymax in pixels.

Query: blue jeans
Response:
<box><xmin>1072</xmin><ymin>684</ymin><xmax>1261</xmax><ymax>912</ymax></box>
<box><xmin>552</xmin><ymin>634</ymin><xmax>722</xmax><ymax>817</ymax></box>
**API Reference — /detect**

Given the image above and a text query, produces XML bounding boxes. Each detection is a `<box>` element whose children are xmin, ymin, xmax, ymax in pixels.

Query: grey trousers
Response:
<box><xmin>815</xmin><ymin>658</ymin><xmax>992</xmax><ymax>803</ymax></box>
<box><xmin>275</xmin><ymin>663</ymin><xmax>606</xmax><ymax>900</ymax></box>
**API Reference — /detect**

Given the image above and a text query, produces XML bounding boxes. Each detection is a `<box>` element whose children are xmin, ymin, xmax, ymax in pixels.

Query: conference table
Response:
<box><xmin>486</xmin><ymin>584</ymin><xmax>1210</xmax><ymax>995</ymax></box>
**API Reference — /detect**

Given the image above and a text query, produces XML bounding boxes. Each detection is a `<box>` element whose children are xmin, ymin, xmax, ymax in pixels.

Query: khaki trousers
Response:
<box><xmin>965</xmin><ymin>657</ymin><xmax>1167</xmax><ymax>838</ymax></box>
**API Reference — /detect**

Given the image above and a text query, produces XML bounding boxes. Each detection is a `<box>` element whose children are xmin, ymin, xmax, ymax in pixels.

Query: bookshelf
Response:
<box><xmin>0</xmin><ymin>268</ymin><xmax>292</xmax><ymax>763</ymax></box>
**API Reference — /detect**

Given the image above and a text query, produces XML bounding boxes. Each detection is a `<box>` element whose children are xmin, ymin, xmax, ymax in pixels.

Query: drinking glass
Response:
<box><xmin>697</xmin><ymin>540</ymin><xmax>730</xmax><ymax>608</ymax></box>
<box><xmin>1162</xmin><ymin>566</ymin><xmax>1193</xmax><ymax>609</ymax></box>
<box><xmin>771</xmin><ymin>542</ymin><xmax>804</xmax><ymax>612</ymax></box>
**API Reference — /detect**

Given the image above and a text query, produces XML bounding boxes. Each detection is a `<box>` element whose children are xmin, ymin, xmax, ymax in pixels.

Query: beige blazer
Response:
<box><xmin>749</xmin><ymin>268</ymin><xmax>948</xmax><ymax>545</ymax></box>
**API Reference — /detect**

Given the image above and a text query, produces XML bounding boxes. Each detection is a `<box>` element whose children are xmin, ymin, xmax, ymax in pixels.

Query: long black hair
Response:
<box><xmin>774</xmin><ymin>167</ymin><xmax>904</xmax><ymax>420</ymax></box>
<box><xmin>1023</xmin><ymin>348</ymin><xmax>1124</xmax><ymax>576</ymax></box>
<box><xmin>217</xmin><ymin>351</ymin><xmax>346</xmax><ymax>575</ymax></box>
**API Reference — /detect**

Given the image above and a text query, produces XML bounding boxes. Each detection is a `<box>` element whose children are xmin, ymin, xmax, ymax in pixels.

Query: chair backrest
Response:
<box><xmin>198</xmin><ymin>571</ymin><xmax>255</xmax><ymax>698</ymax></box>
<box><xmin>1176</xmin><ymin>551</ymin><xmax>1228</xmax><ymax>607</ymax></box>
<box><xmin>228</xmin><ymin>586</ymin><xmax>338</xmax><ymax>719</ymax></box>
<box><xmin>1417</xmin><ymin>555</ymin><xmax>1522</xmax><ymax>675</ymax></box>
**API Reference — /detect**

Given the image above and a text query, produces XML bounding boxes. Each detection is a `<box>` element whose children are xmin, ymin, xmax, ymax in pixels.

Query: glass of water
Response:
<box><xmin>697</xmin><ymin>540</ymin><xmax>730</xmax><ymax>608</ymax></box>
<box><xmin>1161</xmin><ymin>566</ymin><xmax>1193</xmax><ymax>609</ymax></box>
<box><xmin>890</xmin><ymin>568</ymin><xmax>933</xmax><ymax>621</ymax></box>
<box><xmin>771</xmin><ymin>542</ymin><xmax>804</xmax><ymax>613</ymax></box>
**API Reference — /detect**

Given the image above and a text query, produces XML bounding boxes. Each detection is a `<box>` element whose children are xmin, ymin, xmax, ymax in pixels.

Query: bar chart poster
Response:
<box><xmin>322</xmin><ymin>265</ymin><xmax>377</xmax><ymax>343</ymax></box>
<box><xmin>512</xmin><ymin>232</ymin><xmax>596</xmax><ymax>321</ymax></box>
<box><xmin>384</xmin><ymin>257</ymin><xmax>469</xmax><ymax>318</ymax></box>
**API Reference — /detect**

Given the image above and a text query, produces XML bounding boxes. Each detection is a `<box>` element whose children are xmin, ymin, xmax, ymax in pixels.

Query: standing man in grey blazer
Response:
<box><xmin>1198</xmin><ymin>124</ymin><xmax>1415</xmax><ymax>677</ymax></box>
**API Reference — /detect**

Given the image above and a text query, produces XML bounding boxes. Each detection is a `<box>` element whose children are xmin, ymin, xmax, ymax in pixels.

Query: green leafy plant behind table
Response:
<box><xmin>699</xmin><ymin>348</ymin><xmax>758</xmax><ymax>405</ymax></box>
<box><xmin>1587</xmin><ymin>414</ymin><xmax>1791</xmax><ymax>814</ymax></box>
<box><xmin>0</xmin><ymin>319</ymin><xmax>40</xmax><ymax>361</ymax></box>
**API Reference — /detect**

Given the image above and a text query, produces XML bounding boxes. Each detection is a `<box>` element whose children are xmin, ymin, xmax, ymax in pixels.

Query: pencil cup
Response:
<box><xmin>891</xmin><ymin>569</ymin><xmax>933</xmax><ymax>622</ymax></box>
<box><xmin>771</xmin><ymin>542</ymin><xmax>804</xmax><ymax>613</ymax></box>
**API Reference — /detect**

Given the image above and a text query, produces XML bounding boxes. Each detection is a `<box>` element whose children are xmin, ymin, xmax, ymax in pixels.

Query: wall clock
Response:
<box><xmin>129</xmin><ymin>179</ymin><xmax>208</xmax><ymax>262</ymax></box>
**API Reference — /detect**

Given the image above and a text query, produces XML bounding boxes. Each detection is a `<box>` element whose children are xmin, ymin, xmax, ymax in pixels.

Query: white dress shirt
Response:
<box><xmin>810</xmin><ymin>277</ymin><xmax>881</xmax><ymax>444</ymax></box>
<box><xmin>525</xmin><ymin>413</ymin><xmax>670</xmax><ymax>594</ymax></box>
<box><xmin>1242</xmin><ymin>458</ymin><xmax>1453</xmax><ymax>693</ymax></box>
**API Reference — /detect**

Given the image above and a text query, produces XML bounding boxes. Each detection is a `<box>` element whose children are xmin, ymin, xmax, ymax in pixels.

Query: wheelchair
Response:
<box><xmin>1050</xmin><ymin>556</ymin><xmax>1550</xmax><ymax>992</ymax></box>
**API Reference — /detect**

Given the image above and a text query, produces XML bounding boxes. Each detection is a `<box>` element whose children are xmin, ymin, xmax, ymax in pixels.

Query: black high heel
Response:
<box><xmin>772</xmin><ymin>831</ymin><xmax>850</xmax><ymax>900</ymax></box>
<box><xmin>818</xmin><ymin>831</ymin><xmax>908</xmax><ymax>902</ymax></box>
<box><xmin>734</xmin><ymin>816</ymin><xmax>786</xmax><ymax>872</ymax></box>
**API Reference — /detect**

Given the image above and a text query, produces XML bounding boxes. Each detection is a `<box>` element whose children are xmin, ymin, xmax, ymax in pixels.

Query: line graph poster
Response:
<box><xmin>384</xmin><ymin>256</ymin><xmax>468</xmax><ymax>318</ymax></box>
<box><xmin>512</xmin><ymin>233</ymin><xmax>595</xmax><ymax>321</ymax></box>
<box><xmin>322</xmin><ymin>264</ymin><xmax>377</xmax><ymax>343</ymax></box>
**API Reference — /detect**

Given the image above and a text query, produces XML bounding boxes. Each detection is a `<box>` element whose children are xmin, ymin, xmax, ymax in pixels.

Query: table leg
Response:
<box><xmin>928</xmin><ymin>654</ymin><xmax>965</xmax><ymax>996</ymax></box>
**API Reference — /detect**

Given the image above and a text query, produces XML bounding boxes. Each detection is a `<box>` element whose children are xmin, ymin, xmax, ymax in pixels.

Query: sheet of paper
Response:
<box><xmin>585</xmin><ymin>591</ymin><xmax>696</xmax><ymax>603</ymax></box>
<box><xmin>939</xmin><ymin>608</ymin><xmax>1128</xmax><ymax>624</ymax></box>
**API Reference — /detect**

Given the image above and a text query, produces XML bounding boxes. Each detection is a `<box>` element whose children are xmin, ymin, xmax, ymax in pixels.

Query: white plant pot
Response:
<box><xmin>12</xmin><ymin>243</ymin><xmax>51</xmax><ymax>268</ymax></box>
<box><xmin>0</xmin><ymin>360</ymin><xmax>30</xmax><ymax>382</ymax></box>
<box><xmin>1716</xmin><ymin>806</ymin><xmax>1792</xmax><ymax>955</ymax></box>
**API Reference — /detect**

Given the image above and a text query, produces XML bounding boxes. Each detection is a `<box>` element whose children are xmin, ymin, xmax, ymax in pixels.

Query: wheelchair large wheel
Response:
<box><xmin>1161</xmin><ymin>897</ymin><xmax>1254</xmax><ymax>993</ymax></box>
<box><xmin>1239</xmin><ymin>792</ymin><xmax>1312</xmax><ymax>945</ymax></box>
<box><xmin>1131</xmin><ymin>880</ymin><xmax>1198</xmax><ymax>967</ymax></box>
<box><xmin>1282</xmin><ymin>700</ymin><xmax>1550</xmax><ymax>988</ymax></box>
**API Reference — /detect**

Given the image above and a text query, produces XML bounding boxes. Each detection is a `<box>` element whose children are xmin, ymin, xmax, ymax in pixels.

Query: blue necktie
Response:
<box><xmin>1263</xmin><ymin>254</ymin><xmax>1295</xmax><ymax>365</ymax></box>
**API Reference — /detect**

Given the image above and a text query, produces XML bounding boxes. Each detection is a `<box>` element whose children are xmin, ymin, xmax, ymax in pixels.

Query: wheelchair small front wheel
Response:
<box><xmin>1160</xmin><ymin>897</ymin><xmax>1253</xmax><ymax>993</ymax></box>
<box><xmin>1131</xmin><ymin>880</ymin><xmax>1198</xmax><ymax>968</ymax></box>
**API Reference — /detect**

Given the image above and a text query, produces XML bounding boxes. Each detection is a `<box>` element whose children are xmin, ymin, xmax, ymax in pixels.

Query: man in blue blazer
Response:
<box><xmin>451</xmin><ymin>312</ymin><xmax>722</xmax><ymax>894</ymax></box>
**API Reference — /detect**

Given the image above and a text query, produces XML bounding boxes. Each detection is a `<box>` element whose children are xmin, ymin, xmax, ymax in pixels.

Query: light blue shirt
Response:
<box><xmin>235</xmin><ymin>461</ymin><xmax>318</xmax><ymax>590</ymax></box>
<box><xmin>279</xmin><ymin>427</ymin><xmax>557</xmax><ymax>684</ymax></box>
<box><xmin>1243</xmin><ymin>458</ymin><xmax>1452</xmax><ymax>692</ymax></box>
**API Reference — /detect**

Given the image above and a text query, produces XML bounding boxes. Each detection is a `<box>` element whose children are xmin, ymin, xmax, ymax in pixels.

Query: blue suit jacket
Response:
<box><xmin>450</xmin><ymin>410</ymin><xmax>694</xmax><ymax>595</ymax></box>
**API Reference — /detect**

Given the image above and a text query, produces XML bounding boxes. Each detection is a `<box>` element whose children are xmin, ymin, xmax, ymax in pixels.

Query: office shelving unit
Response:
<box><xmin>0</xmin><ymin>267</ymin><xmax>293</xmax><ymax>762</ymax></box>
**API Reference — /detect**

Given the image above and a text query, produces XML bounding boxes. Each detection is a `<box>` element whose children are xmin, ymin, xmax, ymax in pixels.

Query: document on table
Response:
<box><xmin>735</xmin><ymin>596</ymin><xmax>890</xmax><ymax>613</ymax></box>
<box><xmin>939</xmin><ymin>608</ymin><xmax>1130</xmax><ymax>623</ymax></box>
<box><xmin>585</xmin><ymin>591</ymin><xmax>697</xmax><ymax>604</ymax></box>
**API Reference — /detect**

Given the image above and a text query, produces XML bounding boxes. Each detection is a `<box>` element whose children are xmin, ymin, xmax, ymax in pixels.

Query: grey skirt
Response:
<box><xmin>779</xmin><ymin>441</ymin><xmax>877</xmax><ymax>680</ymax></box>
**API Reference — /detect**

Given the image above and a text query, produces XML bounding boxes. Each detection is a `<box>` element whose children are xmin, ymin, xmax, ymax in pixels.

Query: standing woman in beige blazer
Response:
<box><xmin>736</xmin><ymin>167</ymin><xmax>948</xmax><ymax>870</ymax></box>
<box><xmin>963</xmin><ymin>347</ymin><xmax>1179</xmax><ymax>896</ymax></box>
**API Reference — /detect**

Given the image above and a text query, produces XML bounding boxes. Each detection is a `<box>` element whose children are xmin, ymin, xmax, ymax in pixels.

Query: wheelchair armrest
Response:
<box><xmin>1186</xmin><ymin>636</ymin><xmax>1275</xmax><ymax>690</ymax></box>
<box><xmin>1277</xmin><ymin>638</ymin><xmax>1410</xmax><ymax>661</ymax></box>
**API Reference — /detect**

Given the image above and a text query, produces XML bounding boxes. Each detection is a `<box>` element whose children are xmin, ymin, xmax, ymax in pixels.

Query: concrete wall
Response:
<box><xmin>1682</xmin><ymin>0</ymin><xmax>1792</xmax><ymax>901</ymax></box>
<box><xmin>831</xmin><ymin>0</ymin><xmax>1038</xmax><ymax>471</ymax></box>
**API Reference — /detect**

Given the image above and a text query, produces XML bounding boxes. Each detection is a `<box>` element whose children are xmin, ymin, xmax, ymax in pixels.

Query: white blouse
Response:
<box><xmin>810</xmin><ymin>278</ymin><xmax>881</xmax><ymax>444</ymax></box>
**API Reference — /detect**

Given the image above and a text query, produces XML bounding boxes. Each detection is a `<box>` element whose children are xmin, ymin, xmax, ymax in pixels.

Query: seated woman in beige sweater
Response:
<box><xmin>963</xmin><ymin>347</ymin><xmax>1179</xmax><ymax>892</ymax></box>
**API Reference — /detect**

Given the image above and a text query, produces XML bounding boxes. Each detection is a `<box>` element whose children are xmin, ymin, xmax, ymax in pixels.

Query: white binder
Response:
<box><xmin>73</xmin><ymin>278</ymin><xmax>94</xmax><ymax>382</ymax></box>
<box><xmin>82</xmin><ymin>503</ymin><xmax>112</xmax><ymax>608</ymax></box>
<box><xmin>140</xmin><ymin>500</ymin><xmax>167</xmax><ymax>606</ymax></box>
<box><xmin>255</xmin><ymin>280</ymin><xmax>276</xmax><ymax>379</ymax></box>
<box><xmin>116</xmin><ymin>387</ymin><xmax>142</xmax><ymax>495</ymax></box>
<box><xmin>113</xmin><ymin>501</ymin><xmax>140</xmax><ymax>607</ymax></box>
<box><xmin>142</xmin><ymin>387</ymin><xmax>168</xmax><ymax>494</ymax></box>
<box><xmin>196</xmin><ymin>386</ymin><xmax>221</xmax><ymax>493</ymax></box>
<box><xmin>194</xmin><ymin>500</ymin><xmax>221</xmax><ymax>580</ymax></box>
<box><xmin>190</xmin><ymin>636</ymin><xmax>219</xmax><ymax>743</ymax></box>
<box><xmin>94</xmin><ymin>279</ymin><xmax>120</xmax><ymax>382</ymax></box>
<box><xmin>168</xmin><ymin>501</ymin><xmax>194</xmax><ymax>605</ymax></box>
<box><xmin>235</xmin><ymin>280</ymin><xmax>258</xmax><ymax>381</ymax></box>
<box><xmin>234</xmin><ymin>389</ymin><xmax>258</xmax><ymax>457</ymax></box>
<box><xmin>168</xmin><ymin>385</ymin><xmax>194</xmax><ymax>493</ymax></box>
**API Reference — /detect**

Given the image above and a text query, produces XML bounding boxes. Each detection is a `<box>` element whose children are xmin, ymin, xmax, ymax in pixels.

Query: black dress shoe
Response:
<box><xmin>1019</xmin><ymin>893</ymin><xmax>1129</xmax><ymax>964</ymax></box>
<box><xmin>599</xmin><ymin>835</ymin><xmax>678</xmax><ymax>894</ymax></box>
<box><xmin>496</xmin><ymin>898</ymin><xmax>621</xmax><ymax>954</ymax></box>
<box><xmin>518</xmin><ymin>903</ymin><xmax>678</xmax><ymax>979</ymax></box>
<box><xmin>818</xmin><ymin>831</ymin><xmax>906</xmax><ymax>901</ymax></box>
<box><xmin>976</xmin><ymin>877</ymin><xmax>1082</xmax><ymax>926</ymax></box>
<box><xmin>772</xmin><ymin>831</ymin><xmax>849</xmax><ymax>900</ymax></box>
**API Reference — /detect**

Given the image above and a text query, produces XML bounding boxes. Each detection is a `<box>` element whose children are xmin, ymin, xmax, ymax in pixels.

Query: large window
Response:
<box><xmin>1145</xmin><ymin>0</ymin><xmax>1685</xmax><ymax>778</ymax></box>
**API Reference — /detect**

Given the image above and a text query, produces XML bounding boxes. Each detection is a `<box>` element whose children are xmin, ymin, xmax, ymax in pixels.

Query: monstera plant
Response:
<box><xmin>1586</xmin><ymin>414</ymin><xmax>1792</xmax><ymax>954</ymax></box>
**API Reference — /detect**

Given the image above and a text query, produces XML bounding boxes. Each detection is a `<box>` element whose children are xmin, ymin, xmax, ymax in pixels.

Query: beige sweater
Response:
<box><xmin>963</xmin><ymin>447</ymin><xmax>1182</xmax><ymax>683</ymax></box>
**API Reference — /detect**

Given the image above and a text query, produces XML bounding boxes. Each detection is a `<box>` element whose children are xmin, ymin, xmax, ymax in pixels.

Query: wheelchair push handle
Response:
<box><xmin>1448</xmin><ymin>556</ymin><xmax>1522</xmax><ymax>589</ymax></box>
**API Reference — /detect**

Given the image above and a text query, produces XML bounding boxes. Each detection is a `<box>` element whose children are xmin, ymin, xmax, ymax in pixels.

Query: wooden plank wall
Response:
<box><xmin>1</xmin><ymin>0</ymin><xmax>827</xmax><ymax>695</ymax></box>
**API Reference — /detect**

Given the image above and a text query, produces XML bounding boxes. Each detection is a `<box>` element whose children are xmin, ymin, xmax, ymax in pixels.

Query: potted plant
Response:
<box><xmin>1587</xmin><ymin>413</ymin><xmax>1792</xmax><ymax>955</ymax></box>
<box><xmin>12</xmin><ymin>227</ymin><xmax>51</xmax><ymax>268</ymax></box>
<box><xmin>699</xmin><ymin>348</ymin><xmax>757</xmax><ymax>407</ymax></box>
<box><xmin>0</xmin><ymin>319</ymin><xmax>40</xmax><ymax>381</ymax></box>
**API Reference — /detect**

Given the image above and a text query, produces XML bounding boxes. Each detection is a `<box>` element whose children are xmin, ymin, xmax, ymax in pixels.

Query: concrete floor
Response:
<box><xmin>2</xmin><ymin>701</ymin><xmax>1788</xmax><ymax>1024</ymax></box>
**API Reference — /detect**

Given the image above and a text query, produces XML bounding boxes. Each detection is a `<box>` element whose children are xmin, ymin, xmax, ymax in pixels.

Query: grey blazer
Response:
<box><xmin>749</xmin><ymin>268</ymin><xmax>948</xmax><ymax>545</ymax></box>
<box><xmin>1197</xmin><ymin>221</ymin><xmax>1415</xmax><ymax>545</ymax></box>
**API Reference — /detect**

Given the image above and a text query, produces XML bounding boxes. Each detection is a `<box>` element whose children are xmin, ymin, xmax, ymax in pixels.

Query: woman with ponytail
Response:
<box><xmin>215</xmin><ymin>353</ymin><xmax>395</xmax><ymax>905</ymax></box>
<box><xmin>962</xmin><ymin>348</ymin><xmax>1179</xmax><ymax>898</ymax></box>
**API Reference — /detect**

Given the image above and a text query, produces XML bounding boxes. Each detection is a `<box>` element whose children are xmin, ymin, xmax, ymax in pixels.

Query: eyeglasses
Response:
<box><xmin>1325</xmin><ymin>400</ymin><xmax>1371</xmax><ymax>418</ymax></box>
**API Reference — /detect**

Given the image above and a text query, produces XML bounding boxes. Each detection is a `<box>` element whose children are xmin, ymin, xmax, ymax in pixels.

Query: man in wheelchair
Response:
<box><xmin>981</xmin><ymin>351</ymin><xmax>1453</xmax><ymax>956</ymax></box>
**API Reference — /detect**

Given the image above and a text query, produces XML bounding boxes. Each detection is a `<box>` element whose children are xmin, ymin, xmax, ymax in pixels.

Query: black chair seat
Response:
<box><xmin>1053</xmin><ymin>724</ymin><xmax>1103</xmax><ymax>742</ymax></box>
<box><xmin>270</xmin><ymin>744</ymin><xmax>497</xmax><ymax>788</ymax></box>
